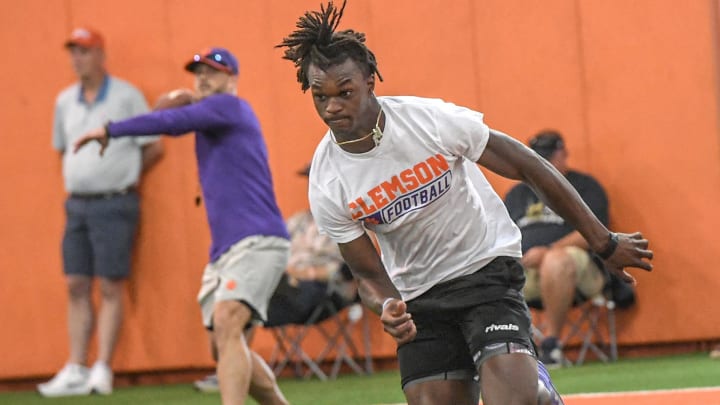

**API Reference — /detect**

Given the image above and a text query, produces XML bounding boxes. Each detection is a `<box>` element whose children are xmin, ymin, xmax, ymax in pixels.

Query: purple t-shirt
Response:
<box><xmin>108</xmin><ymin>93</ymin><xmax>289</xmax><ymax>262</ymax></box>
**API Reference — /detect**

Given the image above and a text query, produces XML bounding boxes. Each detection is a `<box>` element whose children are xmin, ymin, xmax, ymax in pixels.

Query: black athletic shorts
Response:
<box><xmin>397</xmin><ymin>256</ymin><xmax>536</xmax><ymax>389</ymax></box>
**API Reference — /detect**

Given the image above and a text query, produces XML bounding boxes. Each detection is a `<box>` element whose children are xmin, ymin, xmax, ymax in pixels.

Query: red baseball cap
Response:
<box><xmin>64</xmin><ymin>27</ymin><xmax>105</xmax><ymax>49</ymax></box>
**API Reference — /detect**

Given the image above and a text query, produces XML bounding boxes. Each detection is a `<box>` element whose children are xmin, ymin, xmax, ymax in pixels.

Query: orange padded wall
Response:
<box><xmin>0</xmin><ymin>0</ymin><xmax>719</xmax><ymax>380</ymax></box>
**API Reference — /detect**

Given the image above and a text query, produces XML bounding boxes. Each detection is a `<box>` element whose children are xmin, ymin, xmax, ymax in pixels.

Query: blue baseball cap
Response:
<box><xmin>185</xmin><ymin>47</ymin><xmax>239</xmax><ymax>75</ymax></box>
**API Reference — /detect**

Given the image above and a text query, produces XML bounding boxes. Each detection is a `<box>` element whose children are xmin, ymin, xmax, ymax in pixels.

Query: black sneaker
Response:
<box><xmin>540</xmin><ymin>337</ymin><xmax>564</xmax><ymax>369</ymax></box>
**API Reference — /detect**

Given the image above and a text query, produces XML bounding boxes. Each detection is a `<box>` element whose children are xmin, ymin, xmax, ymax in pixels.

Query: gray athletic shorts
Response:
<box><xmin>62</xmin><ymin>192</ymin><xmax>139</xmax><ymax>280</ymax></box>
<box><xmin>197</xmin><ymin>235</ymin><xmax>290</xmax><ymax>329</ymax></box>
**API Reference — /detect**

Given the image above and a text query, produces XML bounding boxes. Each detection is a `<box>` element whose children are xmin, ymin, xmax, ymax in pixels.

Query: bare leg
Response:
<box><xmin>204</xmin><ymin>325</ymin><xmax>287</xmax><ymax>404</ymax></box>
<box><xmin>96</xmin><ymin>278</ymin><xmax>125</xmax><ymax>364</ymax></box>
<box><xmin>248</xmin><ymin>351</ymin><xmax>289</xmax><ymax>405</ymax></box>
<box><xmin>404</xmin><ymin>378</ymin><xmax>479</xmax><ymax>405</ymax></box>
<box><xmin>213</xmin><ymin>300</ymin><xmax>253</xmax><ymax>405</ymax></box>
<box><xmin>480</xmin><ymin>353</ymin><xmax>537</xmax><ymax>405</ymax></box>
<box><xmin>538</xmin><ymin>249</ymin><xmax>577</xmax><ymax>338</ymax></box>
<box><xmin>67</xmin><ymin>275</ymin><xmax>93</xmax><ymax>365</ymax></box>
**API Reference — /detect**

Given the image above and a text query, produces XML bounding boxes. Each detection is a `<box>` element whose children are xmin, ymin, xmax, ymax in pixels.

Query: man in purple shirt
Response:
<box><xmin>75</xmin><ymin>47</ymin><xmax>290</xmax><ymax>405</ymax></box>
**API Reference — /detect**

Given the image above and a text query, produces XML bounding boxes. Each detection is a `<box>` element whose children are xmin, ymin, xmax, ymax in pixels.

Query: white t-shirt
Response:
<box><xmin>309</xmin><ymin>96</ymin><xmax>521</xmax><ymax>300</ymax></box>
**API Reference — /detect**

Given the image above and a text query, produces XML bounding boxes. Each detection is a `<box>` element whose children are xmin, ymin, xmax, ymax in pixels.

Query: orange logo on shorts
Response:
<box><xmin>225</xmin><ymin>280</ymin><xmax>237</xmax><ymax>290</ymax></box>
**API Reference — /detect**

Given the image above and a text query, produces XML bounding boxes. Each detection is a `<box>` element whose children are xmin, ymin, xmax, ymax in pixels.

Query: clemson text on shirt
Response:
<box><xmin>349</xmin><ymin>154</ymin><xmax>453</xmax><ymax>225</ymax></box>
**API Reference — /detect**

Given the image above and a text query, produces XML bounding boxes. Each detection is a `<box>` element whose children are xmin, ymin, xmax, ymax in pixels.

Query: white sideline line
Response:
<box><xmin>376</xmin><ymin>385</ymin><xmax>720</xmax><ymax>405</ymax></box>
<box><xmin>564</xmin><ymin>386</ymin><xmax>720</xmax><ymax>398</ymax></box>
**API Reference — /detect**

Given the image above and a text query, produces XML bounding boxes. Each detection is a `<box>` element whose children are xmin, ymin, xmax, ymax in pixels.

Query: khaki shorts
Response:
<box><xmin>523</xmin><ymin>246</ymin><xmax>605</xmax><ymax>302</ymax></box>
<box><xmin>197</xmin><ymin>235</ymin><xmax>290</xmax><ymax>329</ymax></box>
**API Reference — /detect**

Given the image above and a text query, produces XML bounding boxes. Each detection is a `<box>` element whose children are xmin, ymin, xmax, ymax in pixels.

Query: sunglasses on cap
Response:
<box><xmin>188</xmin><ymin>51</ymin><xmax>236</xmax><ymax>74</ymax></box>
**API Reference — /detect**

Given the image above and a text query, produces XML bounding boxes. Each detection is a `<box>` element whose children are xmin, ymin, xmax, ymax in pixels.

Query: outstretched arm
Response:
<box><xmin>338</xmin><ymin>233</ymin><xmax>416</xmax><ymax>345</ymax></box>
<box><xmin>73</xmin><ymin>126</ymin><xmax>111</xmax><ymax>155</ymax></box>
<box><xmin>73</xmin><ymin>93</ymin><xmax>231</xmax><ymax>155</ymax></box>
<box><xmin>478</xmin><ymin>129</ymin><xmax>653</xmax><ymax>283</ymax></box>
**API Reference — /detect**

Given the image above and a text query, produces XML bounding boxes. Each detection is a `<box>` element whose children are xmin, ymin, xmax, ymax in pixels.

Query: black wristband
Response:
<box><xmin>597</xmin><ymin>232</ymin><xmax>619</xmax><ymax>260</ymax></box>
<box><xmin>103</xmin><ymin>122</ymin><xmax>112</xmax><ymax>138</ymax></box>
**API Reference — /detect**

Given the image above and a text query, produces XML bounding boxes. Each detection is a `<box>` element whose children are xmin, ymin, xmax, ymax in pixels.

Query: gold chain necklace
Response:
<box><xmin>331</xmin><ymin>108</ymin><xmax>384</xmax><ymax>146</ymax></box>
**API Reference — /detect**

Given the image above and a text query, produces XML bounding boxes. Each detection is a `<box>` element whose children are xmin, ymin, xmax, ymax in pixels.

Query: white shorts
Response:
<box><xmin>197</xmin><ymin>235</ymin><xmax>290</xmax><ymax>329</ymax></box>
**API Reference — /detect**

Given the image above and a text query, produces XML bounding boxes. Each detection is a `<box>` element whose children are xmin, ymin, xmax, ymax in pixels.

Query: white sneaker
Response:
<box><xmin>37</xmin><ymin>363</ymin><xmax>91</xmax><ymax>397</ymax></box>
<box><xmin>193</xmin><ymin>373</ymin><xmax>219</xmax><ymax>393</ymax></box>
<box><xmin>87</xmin><ymin>361</ymin><xmax>113</xmax><ymax>395</ymax></box>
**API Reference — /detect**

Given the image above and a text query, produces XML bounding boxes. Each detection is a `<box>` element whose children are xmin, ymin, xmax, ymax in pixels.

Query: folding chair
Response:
<box><xmin>568</xmin><ymin>295</ymin><xmax>617</xmax><ymax>365</ymax></box>
<box><xmin>264</xmin><ymin>274</ymin><xmax>373</xmax><ymax>380</ymax></box>
<box><xmin>528</xmin><ymin>290</ymin><xmax>618</xmax><ymax>366</ymax></box>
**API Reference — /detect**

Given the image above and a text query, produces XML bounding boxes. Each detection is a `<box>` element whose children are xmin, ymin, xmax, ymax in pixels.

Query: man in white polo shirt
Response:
<box><xmin>38</xmin><ymin>27</ymin><xmax>163</xmax><ymax>397</ymax></box>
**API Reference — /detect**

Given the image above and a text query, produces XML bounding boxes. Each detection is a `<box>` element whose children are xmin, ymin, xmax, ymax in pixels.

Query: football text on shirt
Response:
<box><xmin>349</xmin><ymin>154</ymin><xmax>452</xmax><ymax>225</ymax></box>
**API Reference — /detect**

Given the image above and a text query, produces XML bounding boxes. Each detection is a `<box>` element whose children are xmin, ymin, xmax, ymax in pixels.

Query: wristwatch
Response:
<box><xmin>597</xmin><ymin>232</ymin><xmax>619</xmax><ymax>260</ymax></box>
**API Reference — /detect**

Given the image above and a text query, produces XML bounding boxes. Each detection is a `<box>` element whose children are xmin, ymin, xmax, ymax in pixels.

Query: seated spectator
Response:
<box><xmin>504</xmin><ymin>130</ymin><xmax>610</xmax><ymax>368</ymax></box>
<box><xmin>281</xmin><ymin>163</ymin><xmax>357</xmax><ymax>308</ymax></box>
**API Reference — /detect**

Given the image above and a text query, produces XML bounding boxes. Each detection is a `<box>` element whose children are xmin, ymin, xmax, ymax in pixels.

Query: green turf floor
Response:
<box><xmin>2</xmin><ymin>353</ymin><xmax>718</xmax><ymax>405</ymax></box>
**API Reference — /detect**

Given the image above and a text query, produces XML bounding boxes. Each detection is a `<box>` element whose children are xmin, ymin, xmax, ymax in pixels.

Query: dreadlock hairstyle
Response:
<box><xmin>276</xmin><ymin>0</ymin><xmax>383</xmax><ymax>92</ymax></box>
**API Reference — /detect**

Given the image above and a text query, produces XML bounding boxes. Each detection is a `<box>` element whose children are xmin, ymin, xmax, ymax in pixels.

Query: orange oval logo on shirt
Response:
<box><xmin>225</xmin><ymin>280</ymin><xmax>237</xmax><ymax>290</ymax></box>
